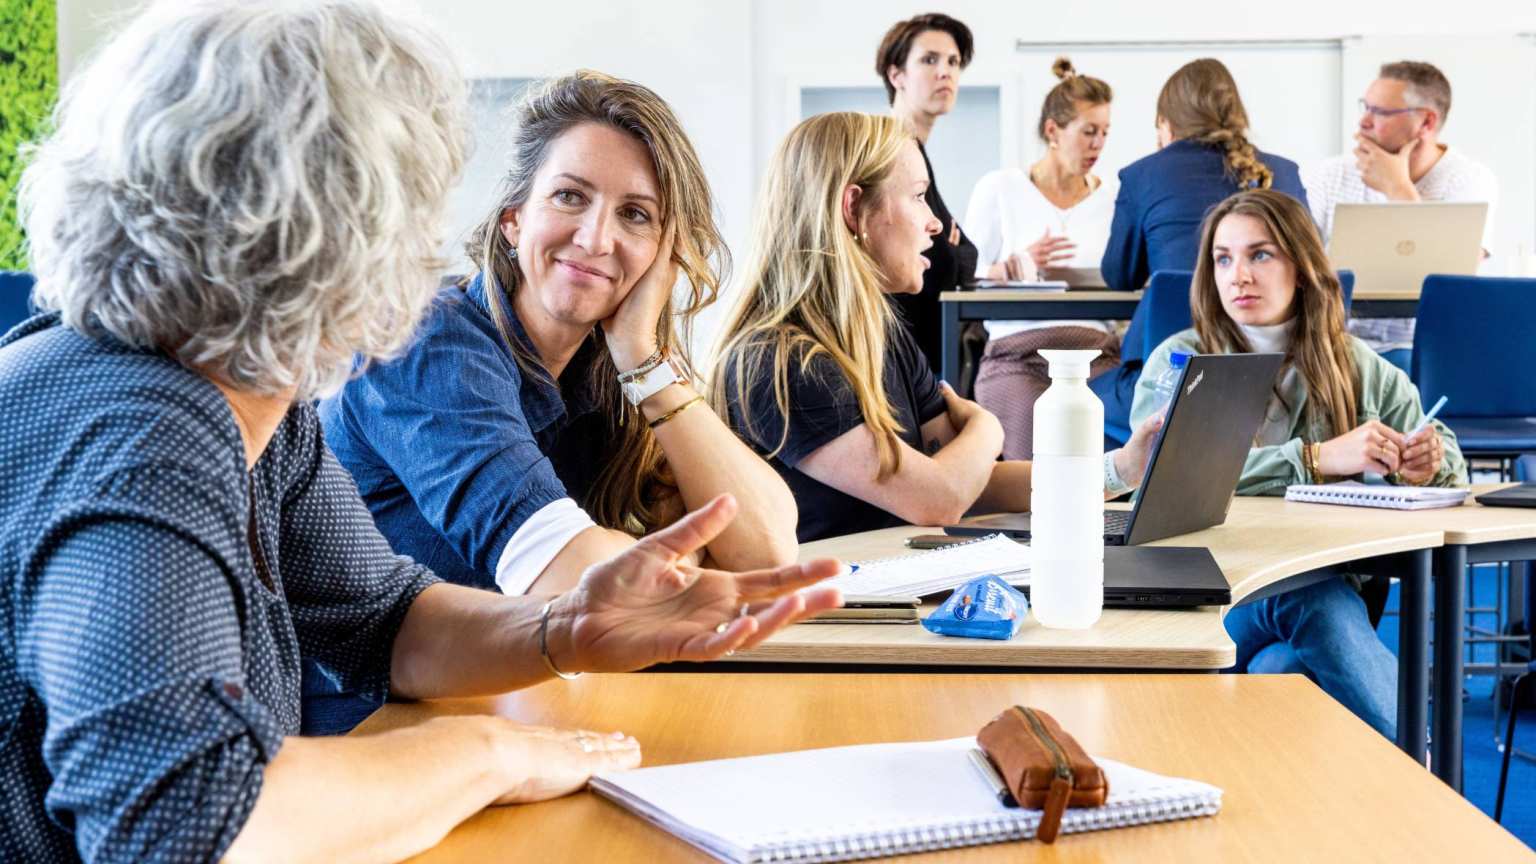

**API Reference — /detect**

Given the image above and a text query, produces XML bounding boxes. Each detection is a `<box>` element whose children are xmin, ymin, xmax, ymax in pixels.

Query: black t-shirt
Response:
<box><xmin>725</xmin><ymin>324</ymin><xmax>948</xmax><ymax>542</ymax></box>
<box><xmin>889</xmin><ymin>139</ymin><xmax>978</xmax><ymax>374</ymax></box>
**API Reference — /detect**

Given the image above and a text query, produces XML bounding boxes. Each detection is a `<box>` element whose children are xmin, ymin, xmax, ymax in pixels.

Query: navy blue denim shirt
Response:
<box><xmin>319</xmin><ymin>273</ymin><xmax>608</xmax><ymax>591</ymax></box>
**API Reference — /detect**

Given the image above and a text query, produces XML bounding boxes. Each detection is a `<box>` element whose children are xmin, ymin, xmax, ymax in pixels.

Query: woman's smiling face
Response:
<box><xmin>500</xmin><ymin>122</ymin><xmax>663</xmax><ymax>329</ymax></box>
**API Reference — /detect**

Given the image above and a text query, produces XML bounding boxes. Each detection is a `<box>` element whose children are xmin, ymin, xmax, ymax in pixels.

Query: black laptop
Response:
<box><xmin>945</xmin><ymin>352</ymin><xmax>1285</xmax><ymax>546</ymax></box>
<box><xmin>1475</xmin><ymin>484</ymin><xmax>1536</xmax><ymax>508</ymax></box>
<box><xmin>1010</xmin><ymin>545</ymin><xmax>1230</xmax><ymax>608</ymax></box>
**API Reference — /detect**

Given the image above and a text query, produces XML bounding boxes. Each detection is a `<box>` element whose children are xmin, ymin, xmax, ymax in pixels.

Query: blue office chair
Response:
<box><xmin>0</xmin><ymin>271</ymin><xmax>37</xmax><ymax>335</ymax></box>
<box><xmin>1410</xmin><ymin>276</ymin><xmax>1536</xmax><ymax>464</ymax></box>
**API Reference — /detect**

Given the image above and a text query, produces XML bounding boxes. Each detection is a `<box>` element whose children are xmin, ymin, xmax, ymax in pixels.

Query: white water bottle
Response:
<box><xmin>1030</xmin><ymin>349</ymin><xmax>1104</xmax><ymax>629</ymax></box>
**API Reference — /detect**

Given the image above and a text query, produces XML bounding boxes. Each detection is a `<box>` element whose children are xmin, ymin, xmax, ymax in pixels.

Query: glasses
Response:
<box><xmin>1358</xmin><ymin>99</ymin><xmax>1426</xmax><ymax>119</ymax></box>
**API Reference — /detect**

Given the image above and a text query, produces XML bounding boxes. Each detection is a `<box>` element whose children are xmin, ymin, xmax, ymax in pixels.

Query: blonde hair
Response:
<box><xmin>462</xmin><ymin>70</ymin><xmax>727</xmax><ymax>534</ymax></box>
<box><xmin>1156</xmin><ymin>58</ymin><xmax>1272</xmax><ymax>190</ymax></box>
<box><xmin>709</xmin><ymin>112</ymin><xmax>910</xmax><ymax>480</ymax></box>
<box><xmin>20</xmin><ymin>0</ymin><xmax>467</xmax><ymax>400</ymax></box>
<box><xmin>1191</xmin><ymin>189</ymin><xmax>1357</xmax><ymax>439</ymax></box>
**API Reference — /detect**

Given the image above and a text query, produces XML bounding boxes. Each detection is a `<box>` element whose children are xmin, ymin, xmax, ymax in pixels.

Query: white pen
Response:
<box><xmin>1408</xmin><ymin>395</ymin><xmax>1448</xmax><ymax>440</ymax></box>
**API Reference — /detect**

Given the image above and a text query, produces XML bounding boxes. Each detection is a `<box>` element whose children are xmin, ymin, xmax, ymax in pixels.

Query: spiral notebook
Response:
<box><xmin>590</xmin><ymin>736</ymin><xmax>1222</xmax><ymax>863</ymax></box>
<box><xmin>1284</xmin><ymin>481</ymin><xmax>1469</xmax><ymax>511</ymax></box>
<box><xmin>824</xmin><ymin>534</ymin><xmax>1029</xmax><ymax>598</ymax></box>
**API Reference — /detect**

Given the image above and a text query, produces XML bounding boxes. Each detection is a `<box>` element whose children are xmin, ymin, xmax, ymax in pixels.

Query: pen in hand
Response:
<box><xmin>1407</xmin><ymin>396</ymin><xmax>1448</xmax><ymax>441</ymax></box>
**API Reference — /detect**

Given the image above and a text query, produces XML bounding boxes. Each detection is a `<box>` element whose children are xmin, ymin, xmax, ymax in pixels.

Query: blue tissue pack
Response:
<box><xmin>921</xmin><ymin>574</ymin><xmax>1029</xmax><ymax>640</ymax></box>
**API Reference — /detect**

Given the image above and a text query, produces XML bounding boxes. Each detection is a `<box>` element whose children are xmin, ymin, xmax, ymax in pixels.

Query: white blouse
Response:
<box><xmin>963</xmin><ymin>167</ymin><xmax>1119</xmax><ymax>339</ymax></box>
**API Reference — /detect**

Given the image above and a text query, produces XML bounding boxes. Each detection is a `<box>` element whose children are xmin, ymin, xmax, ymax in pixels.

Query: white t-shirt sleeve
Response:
<box><xmin>494</xmin><ymin>497</ymin><xmax>598</xmax><ymax>595</ymax></box>
<box><xmin>964</xmin><ymin>171</ymin><xmax>1006</xmax><ymax>277</ymax></box>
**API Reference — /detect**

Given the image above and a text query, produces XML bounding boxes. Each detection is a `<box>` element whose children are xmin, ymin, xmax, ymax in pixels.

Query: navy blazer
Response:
<box><xmin>1091</xmin><ymin>139</ymin><xmax>1308</xmax><ymax>439</ymax></box>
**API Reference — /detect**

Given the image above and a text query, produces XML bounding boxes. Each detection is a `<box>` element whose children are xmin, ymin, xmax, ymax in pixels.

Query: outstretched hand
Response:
<box><xmin>556</xmin><ymin>495</ymin><xmax>842</xmax><ymax>671</ymax></box>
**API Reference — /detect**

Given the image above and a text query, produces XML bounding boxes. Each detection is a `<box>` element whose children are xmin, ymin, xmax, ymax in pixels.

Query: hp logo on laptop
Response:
<box><xmin>1184</xmin><ymin>370</ymin><xmax>1204</xmax><ymax>396</ymax></box>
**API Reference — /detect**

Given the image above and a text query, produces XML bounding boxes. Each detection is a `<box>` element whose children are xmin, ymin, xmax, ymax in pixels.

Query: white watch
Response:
<box><xmin>620</xmin><ymin>356</ymin><xmax>686</xmax><ymax>406</ymax></box>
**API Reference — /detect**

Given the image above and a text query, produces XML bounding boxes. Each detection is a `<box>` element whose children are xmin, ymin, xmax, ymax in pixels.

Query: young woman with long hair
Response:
<box><xmin>1130</xmin><ymin>188</ymin><xmax>1466</xmax><ymax>739</ymax></box>
<box><xmin>711</xmin><ymin>112</ymin><xmax>1162</xmax><ymax>542</ymax></box>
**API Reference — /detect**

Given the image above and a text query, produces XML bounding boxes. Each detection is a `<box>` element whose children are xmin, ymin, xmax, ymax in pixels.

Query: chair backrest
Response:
<box><xmin>1138</xmin><ymin>269</ymin><xmax>1356</xmax><ymax>361</ymax></box>
<box><xmin>0</xmin><ymin>271</ymin><xmax>37</xmax><ymax>335</ymax></box>
<box><xmin>1411</xmin><ymin>275</ymin><xmax>1536</xmax><ymax>418</ymax></box>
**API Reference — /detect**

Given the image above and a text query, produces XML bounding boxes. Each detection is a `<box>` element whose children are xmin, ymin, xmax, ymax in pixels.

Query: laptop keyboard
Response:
<box><xmin>1104</xmin><ymin>510</ymin><xmax>1132</xmax><ymax>535</ymax></box>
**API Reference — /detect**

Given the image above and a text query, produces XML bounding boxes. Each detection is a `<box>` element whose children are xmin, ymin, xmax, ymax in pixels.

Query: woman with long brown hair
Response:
<box><xmin>321</xmin><ymin>71</ymin><xmax>798</xmax><ymax>596</ymax></box>
<box><xmin>1130</xmin><ymin>188</ymin><xmax>1466</xmax><ymax>739</ymax></box>
<box><xmin>1092</xmin><ymin>58</ymin><xmax>1310</xmax><ymax>439</ymax></box>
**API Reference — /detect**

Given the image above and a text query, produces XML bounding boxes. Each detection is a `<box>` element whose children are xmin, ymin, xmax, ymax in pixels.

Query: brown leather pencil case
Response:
<box><xmin>977</xmin><ymin>705</ymin><xmax>1109</xmax><ymax>843</ymax></box>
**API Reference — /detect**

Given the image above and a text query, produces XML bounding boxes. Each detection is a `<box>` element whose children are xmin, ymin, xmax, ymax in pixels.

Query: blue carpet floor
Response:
<box><xmin>1376</xmin><ymin>565</ymin><xmax>1534</xmax><ymax>848</ymax></box>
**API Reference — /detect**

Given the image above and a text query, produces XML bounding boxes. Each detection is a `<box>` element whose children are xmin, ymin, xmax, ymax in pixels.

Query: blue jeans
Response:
<box><xmin>1224</xmin><ymin>576</ymin><xmax>1397</xmax><ymax>739</ymax></box>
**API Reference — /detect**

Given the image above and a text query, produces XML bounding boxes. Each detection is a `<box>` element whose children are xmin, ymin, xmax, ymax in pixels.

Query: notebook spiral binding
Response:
<box><xmin>751</xmin><ymin>787</ymin><xmax>1221</xmax><ymax>862</ymax></box>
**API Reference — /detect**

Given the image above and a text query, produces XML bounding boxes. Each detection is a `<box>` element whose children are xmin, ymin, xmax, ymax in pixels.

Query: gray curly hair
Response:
<box><xmin>20</xmin><ymin>0</ymin><xmax>468</xmax><ymax>399</ymax></box>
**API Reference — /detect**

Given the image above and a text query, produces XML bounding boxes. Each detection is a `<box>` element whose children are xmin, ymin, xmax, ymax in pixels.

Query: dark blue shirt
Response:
<box><xmin>1101</xmin><ymin>139</ymin><xmax>1309</xmax><ymax>304</ymax></box>
<box><xmin>724</xmin><ymin>322</ymin><xmax>946</xmax><ymax>542</ymax></box>
<box><xmin>318</xmin><ymin>274</ymin><xmax>608</xmax><ymax>591</ymax></box>
<box><xmin>0</xmin><ymin>314</ymin><xmax>438</xmax><ymax>862</ymax></box>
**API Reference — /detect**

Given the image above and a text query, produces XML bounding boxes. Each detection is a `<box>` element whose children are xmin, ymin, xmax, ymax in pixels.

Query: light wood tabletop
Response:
<box><xmin>939</xmin><ymin>289</ymin><xmax>1142</xmax><ymax>303</ymax></box>
<box><xmin>732</xmin><ymin>494</ymin><xmax>1451</xmax><ymax>669</ymax></box>
<box><xmin>359</xmin><ymin>673</ymin><xmax>1532</xmax><ymax>863</ymax></box>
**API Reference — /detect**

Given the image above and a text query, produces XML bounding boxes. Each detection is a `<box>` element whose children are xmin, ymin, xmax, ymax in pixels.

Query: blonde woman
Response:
<box><xmin>1131</xmin><ymin>188</ymin><xmax>1466</xmax><ymax>739</ymax></box>
<box><xmin>321</xmin><ymin>71</ymin><xmax>798</xmax><ymax>597</ymax></box>
<box><xmin>966</xmin><ymin>57</ymin><xmax>1119</xmax><ymax>459</ymax></box>
<box><xmin>711</xmin><ymin>112</ymin><xmax>1162</xmax><ymax>542</ymax></box>
<box><xmin>1094</xmin><ymin>57</ymin><xmax>1310</xmax><ymax>439</ymax></box>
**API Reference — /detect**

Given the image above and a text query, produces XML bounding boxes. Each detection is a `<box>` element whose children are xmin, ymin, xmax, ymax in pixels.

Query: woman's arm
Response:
<box><xmin>638</xmin><ymin>380</ymin><xmax>800</xmax><ymax>568</ymax></box>
<box><xmin>602</xmin><ymin>228</ymin><xmax>799</xmax><ymax>570</ymax></box>
<box><xmin>224</xmin><ymin>717</ymin><xmax>639</xmax><ymax>864</ymax></box>
<box><xmin>796</xmin><ymin>384</ymin><xmax>1004</xmax><ymax>526</ymax></box>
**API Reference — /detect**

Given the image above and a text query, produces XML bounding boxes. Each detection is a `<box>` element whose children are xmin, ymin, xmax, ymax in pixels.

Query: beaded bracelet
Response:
<box><xmin>616</xmin><ymin>348</ymin><xmax>666</xmax><ymax>384</ymax></box>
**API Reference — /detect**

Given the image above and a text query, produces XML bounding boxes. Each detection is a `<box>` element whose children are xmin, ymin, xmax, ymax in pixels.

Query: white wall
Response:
<box><xmin>54</xmin><ymin>0</ymin><xmax>1536</xmax><ymax>344</ymax></box>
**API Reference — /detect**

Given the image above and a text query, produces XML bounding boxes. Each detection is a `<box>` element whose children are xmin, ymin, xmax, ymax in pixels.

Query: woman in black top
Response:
<box><xmin>874</xmin><ymin>12</ymin><xmax>980</xmax><ymax>372</ymax></box>
<box><xmin>710</xmin><ymin>113</ymin><xmax>1162</xmax><ymax>543</ymax></box>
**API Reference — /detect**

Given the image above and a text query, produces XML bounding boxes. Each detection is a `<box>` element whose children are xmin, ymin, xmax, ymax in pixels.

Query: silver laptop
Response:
<box><xmin>1327</xmin><ymin>201</ymin><xmax>1486</xmax><ymax>296</ymax></box>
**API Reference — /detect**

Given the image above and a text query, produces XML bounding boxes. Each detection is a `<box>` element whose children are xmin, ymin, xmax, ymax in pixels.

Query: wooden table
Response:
<box><xmin>359</xmin><ymin>673</ymin><xmax>1532</xmax><ymax>862</ymax></box>
<box><xmin>740</xmin><ymin>489</ymin><xmax>1536</xmax><ymax>787</ymax></box>
<box><xmin>937</xmin><ymin>288</ymin><xmax>1422</xmax><ymax>389</ymax></box>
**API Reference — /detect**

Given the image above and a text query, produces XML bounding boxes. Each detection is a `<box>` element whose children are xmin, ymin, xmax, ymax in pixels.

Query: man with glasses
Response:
<box><xmin>1301</xmin><ymin>61</ymin><xmax>1496</xmax><ymax>365</ymax></box>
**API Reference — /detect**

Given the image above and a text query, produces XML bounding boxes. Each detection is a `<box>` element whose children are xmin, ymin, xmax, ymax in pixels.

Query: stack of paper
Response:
<box><xmin>824</xmin><ymin>534</ymin><xmax>1029</xmax><ymax>598</ymax></box>
<box><xmin>591</xmin><ymin>736</ymin><xmax>1222</xmax><ymax>863</ymax></box>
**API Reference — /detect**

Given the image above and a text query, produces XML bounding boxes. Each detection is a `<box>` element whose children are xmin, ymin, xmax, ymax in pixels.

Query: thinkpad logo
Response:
<box><xmin>1185</xmin><ymin>370</ymin><xmax>1204</xmax><ymax>396</ymax></box>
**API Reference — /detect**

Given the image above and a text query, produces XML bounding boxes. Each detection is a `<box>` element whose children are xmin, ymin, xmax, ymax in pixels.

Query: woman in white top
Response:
<box><xmin>965</xmin><ymin>59</ymin><xmax>1119</xmax><ymax>459</ymax></box>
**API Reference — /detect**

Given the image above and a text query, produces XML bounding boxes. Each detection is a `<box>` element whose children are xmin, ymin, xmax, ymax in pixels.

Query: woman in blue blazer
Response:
<box><xmin>1093</xmin><ymin>58</ymin><xmax>1309</xmax><ymax>435</ymax></box>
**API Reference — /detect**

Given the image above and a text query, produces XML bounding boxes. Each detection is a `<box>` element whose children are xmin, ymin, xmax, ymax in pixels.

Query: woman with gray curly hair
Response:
<box><xmin>0</xmin><ymin>3</ymin><xmax>840</xmax><ymax>862</ymax></box>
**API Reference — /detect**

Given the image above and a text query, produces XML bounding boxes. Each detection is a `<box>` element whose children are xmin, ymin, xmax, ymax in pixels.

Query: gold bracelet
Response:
<box><xmin>647</xmin><ymin>394</ymin><xmax>705</xmax><ymax>429</ymax></box>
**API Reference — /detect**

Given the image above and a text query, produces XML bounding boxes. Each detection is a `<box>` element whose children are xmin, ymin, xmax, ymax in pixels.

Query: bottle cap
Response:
<box><xmin>1038</xmin><ymin>349</ymin><xmax>1101</xmax><ymax>379</ymax></box>
<box><xmin>1169</xmin><ymin>351</ymin><xmax>1191</xmax><ymax>369</ymax></box>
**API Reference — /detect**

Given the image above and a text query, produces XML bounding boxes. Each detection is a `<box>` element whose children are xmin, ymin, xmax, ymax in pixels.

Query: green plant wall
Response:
<box><xmin>0</xmin><ymin>0</ymin><xmax>57</xmax><ymax>271</ymax></box>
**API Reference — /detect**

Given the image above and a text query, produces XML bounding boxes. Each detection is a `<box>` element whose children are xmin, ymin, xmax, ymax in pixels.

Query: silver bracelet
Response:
<box><xmin>1104</xmin><ymin>450</ymin><xmax>1133</xmax><ymax>497</ymax></box>
<box><xmin>538</xmin><ymin>599</ymin><xmax>581</xmax><ymax>681</ymax></box>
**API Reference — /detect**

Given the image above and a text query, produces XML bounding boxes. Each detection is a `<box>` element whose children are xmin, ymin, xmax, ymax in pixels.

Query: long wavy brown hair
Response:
<box><xmin>1157</xmin><ymin>58</ymin><xmax>1272</xmax><ymax>190</ymax></box>
<box><xmin>1191</xmin><ymin>189</ymin><xmax>1357</xmax><ymax>440</ymax></box>
<box><xmin>463</xmin><ymin>70</ymin><xmax>728</xmax><ymax>534</ymax></box>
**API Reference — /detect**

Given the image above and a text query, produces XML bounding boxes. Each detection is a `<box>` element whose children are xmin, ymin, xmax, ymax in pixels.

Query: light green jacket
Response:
<box><xmin>1131</xmin><ymin>329</ymin><xmax>1468</xmax><ymax>497</ymax></box>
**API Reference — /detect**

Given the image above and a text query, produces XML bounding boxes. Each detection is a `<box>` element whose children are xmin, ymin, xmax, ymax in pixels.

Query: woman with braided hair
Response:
<box><xmin>1090</xmin><ymin>57</ymin><xmax>1309</xmax><ymax>438</ymax></box>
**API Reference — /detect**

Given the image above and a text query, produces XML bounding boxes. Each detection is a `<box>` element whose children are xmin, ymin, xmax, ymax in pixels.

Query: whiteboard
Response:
<box><xmin>1009</xmin><ymin>40</ymin><xmax>1343</xmax><ymax>186</ymax></box>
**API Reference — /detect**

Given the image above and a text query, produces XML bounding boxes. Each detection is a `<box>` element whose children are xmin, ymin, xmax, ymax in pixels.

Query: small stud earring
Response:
<box><xmin>506</xmin><ymin>246</ymin><xmax>519</xmax><ymax>261</ymax></box>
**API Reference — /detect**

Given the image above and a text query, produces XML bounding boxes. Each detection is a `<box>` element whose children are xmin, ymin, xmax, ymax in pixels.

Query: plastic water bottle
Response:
<box><xmin>1148</xmin><ymin>351</ymin><xmax>1192</xmax><ymax>419</ymax></box>
<box><xmin>1030</xmin><ymin>349</ymin><xmax>1104</xmax><ymax>629</ymax></box>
